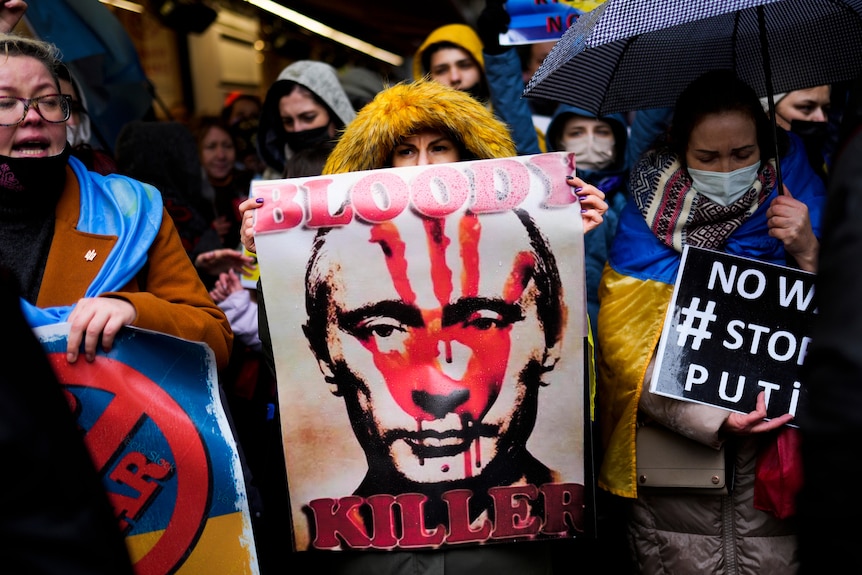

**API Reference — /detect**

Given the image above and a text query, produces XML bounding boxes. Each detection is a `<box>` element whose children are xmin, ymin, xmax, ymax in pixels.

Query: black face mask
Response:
<box><xmin>282</xmin><ymin>125</ymin><xmax>333</xmax><ymax>151</ymax></box>
<box><xmin>231</xmin><ymin>118</ymin><xmax>259</xmax><ymax>158</ymax></box>
<box><xmin>790</xmin><ymin>119</ymin><xmax>829</xmax><ymax>148</ymax></box>
<box><xmin>0</xmin><ymin>146</ymin><xmax>70</xmax><ymax>198</ymax></box>
<box><xmin>790</xmin><ymin>120</ymin><xmax>830</xmax><ymax>177</ymax></box>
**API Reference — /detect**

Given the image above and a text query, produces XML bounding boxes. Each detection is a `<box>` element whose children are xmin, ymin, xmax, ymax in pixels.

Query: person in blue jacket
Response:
<box><xmin>543</xmin><ymin>103</ymin><xmax>636</xmax><ymax>571</ymax></box>
<box><xmin>476</xmin><ymin>0</ymin><xmax>548</xmax><ymax>156</ymax></box>
<box><xmin>545</xmin><ymin>105</ymin><xmax>630</xmax><ymax>342</ymax></box>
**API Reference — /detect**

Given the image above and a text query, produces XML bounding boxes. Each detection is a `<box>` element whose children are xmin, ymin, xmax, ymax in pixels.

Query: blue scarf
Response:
<box><xmin>21</xmin><ymin>155</ymin><xmax>163</xmax><ymax>327</ymax></box>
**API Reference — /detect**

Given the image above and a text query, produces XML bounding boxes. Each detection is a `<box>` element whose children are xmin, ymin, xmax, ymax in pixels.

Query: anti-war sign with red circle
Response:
<box><xmin>35</xmin><ymin>324</ymin><xmax>259</xmax><ymax>575</ymax></box>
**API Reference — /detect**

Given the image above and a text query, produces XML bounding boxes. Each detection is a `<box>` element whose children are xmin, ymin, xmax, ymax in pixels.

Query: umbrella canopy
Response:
<box><xmin>523</xmin><ymin>0</ymin><xmax>862</xmax><ymax>116</ymax></box>
<box><xmin>24</xmin><ymin>0</ymin><xmax>153</xmax><ymax>154</ymax></box>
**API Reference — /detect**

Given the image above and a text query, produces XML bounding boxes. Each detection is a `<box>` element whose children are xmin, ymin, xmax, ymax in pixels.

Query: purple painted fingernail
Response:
<box><xmin>574</xmin><ymin>187</ymin><xmax>583</xmax><ymax>193</ymax></box>
<box><xmin>255</xmin><ymin>197</ymin><xmax>264</xmax><ymax>204</ymax></box>
<box><xmin>566</xmin><ymin>175</ymin><xmax>574</xmax><ymax>180</ymax></box>
<box><xmin>581</xmin><ymin>209</ymin><xmax>588</xmax><ymax>214</ymax></box>
<box><xmin>578</xmin><ymin>195</ymin><xmax>588</xmax><ymax>201</ymax></box>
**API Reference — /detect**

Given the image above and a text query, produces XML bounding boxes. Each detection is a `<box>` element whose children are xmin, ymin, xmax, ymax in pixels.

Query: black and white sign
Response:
<box><xmin>650</xmin><ymin>246</ymin><xmax>816</xmax><ymax>425</ymax></box>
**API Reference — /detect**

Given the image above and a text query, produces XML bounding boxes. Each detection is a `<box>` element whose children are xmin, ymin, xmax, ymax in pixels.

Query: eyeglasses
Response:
<box><xmin>0</xmin><ymin>94</ymin><xmax>72</xmax><ymax>127</ymax></box>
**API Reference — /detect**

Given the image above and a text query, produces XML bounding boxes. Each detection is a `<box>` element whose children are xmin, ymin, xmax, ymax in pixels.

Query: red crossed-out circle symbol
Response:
<box><xmin>49</xmin><ymin>354</ymin><xmax>210</xmax><ymax>575</ymax></box>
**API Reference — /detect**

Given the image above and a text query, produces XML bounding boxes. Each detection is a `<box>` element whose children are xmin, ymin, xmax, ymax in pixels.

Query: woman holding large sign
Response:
<box><xmin>241</xmin><ymin>78</ymin><xmax>607</xmax><ymax>572</ymax></box>
<box><xmin>597</xmin><ymin>69</ymin><xmax>826</xmax><ymax>573</ymax></box>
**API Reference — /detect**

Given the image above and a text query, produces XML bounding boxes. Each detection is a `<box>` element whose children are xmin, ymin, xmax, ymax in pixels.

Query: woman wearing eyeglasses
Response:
<box><xmin>0</xmin><ymin>32</ymin><xmax>233</xmax><ymax>369</ymax></box>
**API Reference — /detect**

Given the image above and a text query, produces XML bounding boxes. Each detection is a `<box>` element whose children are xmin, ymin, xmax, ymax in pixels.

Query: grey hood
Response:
<box><xmin>257</xmin><ymin>60</ymin><xmax>356</xmax><ymax>176</ymax></box>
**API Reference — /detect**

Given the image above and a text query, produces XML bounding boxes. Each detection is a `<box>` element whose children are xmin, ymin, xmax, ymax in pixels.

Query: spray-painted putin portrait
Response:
<box><xmin>252</xmin><ymin>153</ymin><xmax>588</xmax><ymax>551</ymax></box>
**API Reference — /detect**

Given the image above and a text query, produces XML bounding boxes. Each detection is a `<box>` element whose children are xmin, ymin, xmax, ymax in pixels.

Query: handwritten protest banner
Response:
<box><xmin>251</xmin><ymin>152</ymin><xmax>589</xmax><ymax>551</ymax></box>
<box><xmin>650</xmin><ymin>245</ymin><xmax>816</xmax><ymax>424</ymax></box>
<box><xmin>37</xmin><ymin>324</ymin><xmax>260</xmax><ymax>575</ymax></box>
<box><xmin>500</xmin><ymin>0</ymin><xmax>605</xmax><ymax>45</ymax></box>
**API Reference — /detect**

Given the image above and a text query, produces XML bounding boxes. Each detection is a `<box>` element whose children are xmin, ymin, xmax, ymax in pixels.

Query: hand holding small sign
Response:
<box><xmin>720</xmin><ymin>391</ymin><xmax>794</xmax><ymax>436</ymax></box>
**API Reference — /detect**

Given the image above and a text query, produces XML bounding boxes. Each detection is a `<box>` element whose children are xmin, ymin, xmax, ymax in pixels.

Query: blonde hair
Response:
<box><xmin>0</xmin><ymin>33</ymin><xmax>63</xmax><ymax>89</ymax></box>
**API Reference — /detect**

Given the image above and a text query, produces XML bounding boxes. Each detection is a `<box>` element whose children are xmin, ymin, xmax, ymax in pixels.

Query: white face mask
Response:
<box><xmin>688</xmin><ymin>161</ymin><xmax>761</xmax><ymax>206</ymax></box>
<box><xmin>564</xmin><ymin>134</ymin><xmax>616</xmax><ymax>171</ymax></box>
<box><xmin>66</xmin><ymin>116</ymin><xmax>92</xmax><ymax>148</ymax></box>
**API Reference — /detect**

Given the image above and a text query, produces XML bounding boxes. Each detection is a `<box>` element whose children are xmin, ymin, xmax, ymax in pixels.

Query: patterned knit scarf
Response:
<box><xmin>631</xmin><ymin>146</ymin><xmax>776</xmax><ymax>252</ymax></box>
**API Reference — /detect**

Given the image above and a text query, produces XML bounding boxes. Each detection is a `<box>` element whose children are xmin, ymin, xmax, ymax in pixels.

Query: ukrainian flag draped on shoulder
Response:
<box><xmin>21</xmin><ymin>156</ymin><xmax>162</xmax><ymax>327</ymax></box>
<box><xmin>596</xmin><ymin>133</ymin><xmax>826</xmax><ymax>497</ymax></box>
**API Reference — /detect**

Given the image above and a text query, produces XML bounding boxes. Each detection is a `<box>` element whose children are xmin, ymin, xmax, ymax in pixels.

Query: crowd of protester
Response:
<box><xmin>2</xmin><ymin>0</ymin><xmax>860</xmax><ymax>572</ymax></box>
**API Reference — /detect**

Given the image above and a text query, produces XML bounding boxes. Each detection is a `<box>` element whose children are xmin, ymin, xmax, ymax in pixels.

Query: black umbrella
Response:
<box><xmin>24</xmin><ymin>0</ymin><xmax>154</xmax><ymax>154</ymax></box>
<box><xmin>524</xmin><ymin>0</ymin><xmax>862</xmax><ymax>115</ymax></box>
<box><xmin>523</xmin><ymin>0</ymin><xmax>862</xmax><ymax>190</ymax></box>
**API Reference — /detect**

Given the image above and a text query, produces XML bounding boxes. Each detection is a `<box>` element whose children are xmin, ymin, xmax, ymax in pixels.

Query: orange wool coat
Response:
<box><xmin>35</xmin><ymin>165</ymin><xmax>233</xmax><ymax>369</ymax></box>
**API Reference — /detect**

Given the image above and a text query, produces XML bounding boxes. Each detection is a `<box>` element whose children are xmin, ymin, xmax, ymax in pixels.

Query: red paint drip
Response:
<box><xmin>369</xmin><ymin>222</ymin><xmax>416</xmax><ymax>303</ymax></box>
<box><xmin>416</xmin><ymin>419</ymin><xmax>424</xmax><ymax>466</ymax></box>
<box><xmin>504</xmin><ymin>251</ymin><xmax>536</xmax><ymax>303</ymax></box>
<box><xmin>459</xmin><ymin>213</ymin><xmax>481</xmax><ymax>298</ymax></box>
<box><xmin>463</xmin><ymin>439</ymin><xmax>473</xmax><ymax>479</ymax></box>
<box><xmin>424</xmin><ymin>217</ymin><xmax>453</xmax><ymax>307</ymax></box>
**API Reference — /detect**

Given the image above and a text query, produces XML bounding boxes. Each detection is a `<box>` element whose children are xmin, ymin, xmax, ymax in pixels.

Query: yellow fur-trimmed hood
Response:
<box><xmin>323</xmin><ymin>80</ymin><xmax>516</xmax><ymax>175</ymax></box>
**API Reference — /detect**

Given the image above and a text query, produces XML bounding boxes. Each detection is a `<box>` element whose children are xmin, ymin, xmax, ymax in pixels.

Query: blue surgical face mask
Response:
<box><xmin>688</xmin><ymin>161</ymin><xmax>761</xmax><ymax>207</ymax></box>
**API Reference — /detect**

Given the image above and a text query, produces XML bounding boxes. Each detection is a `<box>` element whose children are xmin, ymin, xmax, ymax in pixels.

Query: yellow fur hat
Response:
<box><xmin>323</xmin><ymin>79</ymin><xmax>516</xmax><ymax>175</ymax></box>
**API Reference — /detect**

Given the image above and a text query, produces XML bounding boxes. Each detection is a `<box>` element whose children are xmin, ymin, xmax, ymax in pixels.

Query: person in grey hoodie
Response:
<box><xmin>256</xmin><ymin>60</ymin><xmax>356</xmax><ymax>180</ymax></box>
<box><xmin>544</xmin><ymin>105</ymin><xmax>630</xmax><ymax>347</ymax></box>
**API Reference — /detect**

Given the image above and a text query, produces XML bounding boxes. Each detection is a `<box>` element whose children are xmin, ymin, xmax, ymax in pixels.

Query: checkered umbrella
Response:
<box><xmin>523</xmin><ymin>0</ymin><xmax>862</xmax><ymax>116</ymax></box>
